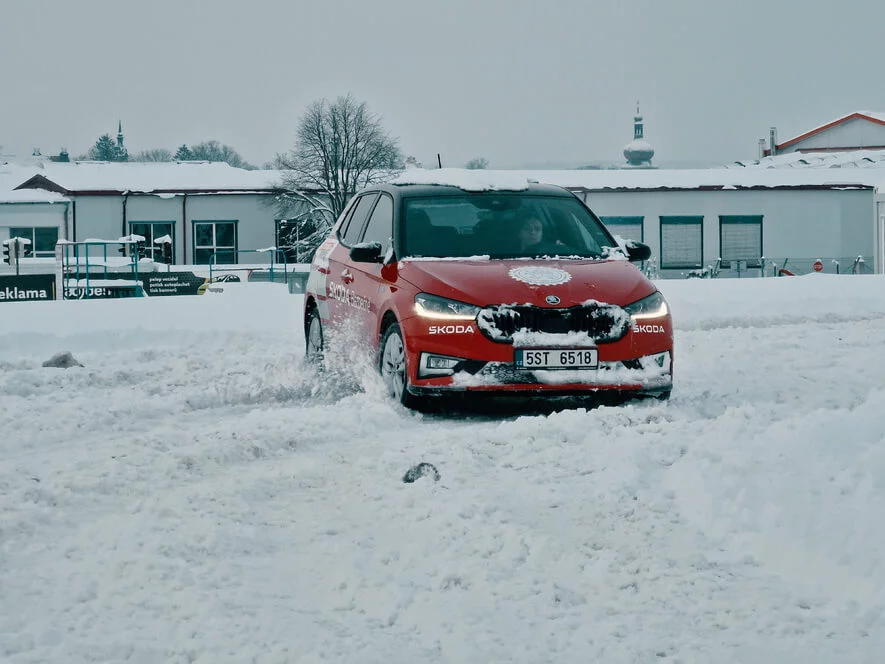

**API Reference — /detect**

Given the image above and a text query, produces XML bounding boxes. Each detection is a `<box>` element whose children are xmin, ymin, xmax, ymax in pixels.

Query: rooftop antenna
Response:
<box><xmin>437</xmin><ymin>153</ymin><xmax>442</xmax><ymax>169</ymax></box>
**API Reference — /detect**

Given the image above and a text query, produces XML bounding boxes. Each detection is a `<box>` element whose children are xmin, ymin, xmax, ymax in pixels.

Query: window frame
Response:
<box><xmin>358</xmin><ymin>193</ymin><xmax>394</xmax><ymax>254</ymax></box>
<box><xmin>8</xmin><ymin>226</ymin><xmax>59</xmax><ymax>258</ymax></box>
<box><xmin>719</xmin><ymin>215</ymin><xmax>763</xmax><ymax>268</ymax></box>
<box><xmin>338</xmin><ymin>193</ymin><xmax>379</xmax><ymax>247</ymax></box>
<box><xmin>129</xmin><ymin>221</ymin><xmax>175</xmax><ymax>263</ymax></box>
<box><xmin>659</xmin><ymin>216</ymin><xmax>704</xmax><ymax>269</ymax></box>
<box><xmin>192</xmin><ymin>220</ymin><xmax>238</xmax><ymax>265</ymax></box>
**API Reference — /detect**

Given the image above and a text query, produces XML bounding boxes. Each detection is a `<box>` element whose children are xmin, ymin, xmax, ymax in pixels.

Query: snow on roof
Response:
<box><xmin>16</xmin><ymin>161</ymin><xmax>285</xmax><ymax>194</ymax></box>
<box><xmin>0</xmin><ymin>189</ymin><xmax>70</xmax><ymax>203</ymax></box>
<box><xmin>729</xmin><ymin>149</ymin><xmax>885</xmax><ymax>170</ymax></box>
<box><xmin>508</xmin><ymin>151</ymin><xmax>885</xmax><ymax>192</ymax></box>
<box><xmin>0</xmin><ymin>163</ymin><xmax>68</xmax><ymax>203</ymax></box>
<box><xmin>391</xmin><ymin>167</ymin><xmax>530</xmax><ymax>191</ymax></box>
<box><xmin>7</xmin><ymin>156</ymin><xmax>885</xmax><ymax>202</ymax></box>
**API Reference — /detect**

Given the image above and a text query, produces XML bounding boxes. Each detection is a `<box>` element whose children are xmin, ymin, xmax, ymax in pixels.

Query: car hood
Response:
<box><xmin>396</xmin><ymin>258</ymin><xmax>655</xmax><ymax>308</ymax></box>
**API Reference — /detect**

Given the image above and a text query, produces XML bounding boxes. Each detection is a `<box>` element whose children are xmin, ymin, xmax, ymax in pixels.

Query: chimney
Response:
<box><xmin>769</xmin><ymin>127</ymin><xmax>778</xmax><ymax>157</ymax></box>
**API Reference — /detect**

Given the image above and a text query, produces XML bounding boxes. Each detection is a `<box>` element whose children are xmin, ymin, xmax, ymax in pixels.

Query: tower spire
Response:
<box><xmin>117</xmin><ymin>120</ymin><xmax>124</xmax><ymax>148</ymax></box>
<box><xmin>634</xmin><ymin>102</ymin><xmax>644</xmax><ymax>140</ymax></box>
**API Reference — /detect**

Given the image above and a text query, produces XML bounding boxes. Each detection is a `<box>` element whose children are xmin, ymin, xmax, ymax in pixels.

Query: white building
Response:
<box><xmin>766</xmin><ymin>111</ymin><xmax>885</xmax><ymax>156</ymax></box>
<box><xmin>517</xmin><ymin>151</ymin><xmax>885</xmax><ymax>276</ymax></box>
<box><xmin>0</xmin><ymin>163</ymin><xmax>71</xmax><ymax>258</ymax></box>
<box><xmin>8</xmin><ymin>161</ymin><xmax>291</xmax><ymax>266</ymax></box>
<box><xmin>3</xmin><ymin>156</ymin><xmax>885</xmax><ymax>278</ymax></box>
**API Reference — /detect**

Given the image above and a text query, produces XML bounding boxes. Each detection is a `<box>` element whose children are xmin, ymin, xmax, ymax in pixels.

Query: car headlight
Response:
<box><xmin>414</xmin><ymin>293</ymin><xmax>481</xmax><ymax>320</ymax></box>
<box><xmin>624</xmin><ymin>291</ymin><xmax>669</xmax><ymax>320</ymax></box>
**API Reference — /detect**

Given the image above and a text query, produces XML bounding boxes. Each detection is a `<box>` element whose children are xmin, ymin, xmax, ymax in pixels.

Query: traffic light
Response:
<box><xmin>2</xmin><ymin>241</ymin><xmax>10</xmax><ymax>265</ymax></box>
<box><xmin>154</xmin><ymin>235</ymin><xmax>173</xmax><ymax>264</ymax></box>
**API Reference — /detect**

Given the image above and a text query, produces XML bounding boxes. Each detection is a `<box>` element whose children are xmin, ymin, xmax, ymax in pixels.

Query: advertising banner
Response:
<box><xmin>0</xmin><ymin>274</ymin><xmax>56</xmax><ymax>303</ymax></box>
<box><xmin>140</xmin><ymin>272</ymin><xmax>207</xmax><ymax>296</ymax></box>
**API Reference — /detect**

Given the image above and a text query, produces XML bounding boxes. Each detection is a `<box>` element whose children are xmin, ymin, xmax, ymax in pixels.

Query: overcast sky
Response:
<box><xmin>2</xmin><ymin>0</ymin><xmax>884</xmax><ymax>169</ymax></box>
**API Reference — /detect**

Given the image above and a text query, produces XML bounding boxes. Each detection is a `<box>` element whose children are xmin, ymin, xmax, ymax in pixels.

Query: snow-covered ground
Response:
<box><xmin>1</xmin><ymin>275</ymin><xmax>884</xmax><ymax>663</ymax></box>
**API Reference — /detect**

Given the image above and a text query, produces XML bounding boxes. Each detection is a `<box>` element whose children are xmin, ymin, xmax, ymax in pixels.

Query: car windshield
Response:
<box><xmin>400</xmin><ymin>193</ymin><xmax>617</xmax><ymax>259</ymax></box>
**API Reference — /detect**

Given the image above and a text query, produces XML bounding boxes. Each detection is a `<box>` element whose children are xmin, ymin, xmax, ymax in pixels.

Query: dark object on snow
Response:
<box><xmin>402</xmin><ymin>462</ymin><xmax>440</xmax><ymax>483</ymax></box>
<box><xmin>42</xmin><ymin>351</ymin><xmax>83</xmax><ymax>369</ymax></box>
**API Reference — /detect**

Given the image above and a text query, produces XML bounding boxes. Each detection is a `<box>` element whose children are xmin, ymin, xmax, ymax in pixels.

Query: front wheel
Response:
<box><xmin>379</xmin><ymin>322</ymin><xmax>425</xmax><ymax>410</ymax></box>
<box><xmin>305</xmin><ymin>307</ymin><xmax>325</xmax><ymax>368</ymax></box>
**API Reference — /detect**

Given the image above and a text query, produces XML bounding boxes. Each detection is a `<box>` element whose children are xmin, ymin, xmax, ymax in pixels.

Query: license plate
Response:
<box><xmin>514</xmin><ymin>348</ymin><xmax>599</xmax><ymax>370</ymax></box>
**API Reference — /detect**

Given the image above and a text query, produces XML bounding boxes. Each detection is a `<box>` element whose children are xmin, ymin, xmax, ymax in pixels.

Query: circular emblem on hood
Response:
<box><xmin>508</xmin><ymin>266</ymin><xmax>572</xmax><ymax>287</ymax></box>
<box><xmin>545</xmin><ymin>295</ymin><xmax>561</xmax><ymax>305</ymax></box>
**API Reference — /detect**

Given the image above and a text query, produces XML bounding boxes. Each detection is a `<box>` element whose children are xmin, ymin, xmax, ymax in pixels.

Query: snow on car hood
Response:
<box><xmin>397</xmin><ymin>258</ymin><xmax>655</xmax><ymax>308</ymax></box>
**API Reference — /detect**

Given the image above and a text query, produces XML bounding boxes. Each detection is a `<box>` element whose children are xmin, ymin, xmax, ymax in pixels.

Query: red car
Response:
<box><xmin>303</xmin><ymin>172</ymin><xmax>673</xmax><ymax>410</ymax></box>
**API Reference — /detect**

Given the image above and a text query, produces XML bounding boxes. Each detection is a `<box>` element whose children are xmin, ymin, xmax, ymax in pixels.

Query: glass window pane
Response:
<box><xmin>9</xmin><ymin>227</ymin><xmax>33</xmax><ymax>242</ymax></box>
<box><xmin>154</xmin><ymin>223</ymin><xmax>173</xmax><ymax>239</ymax></box>
<box><xmin>276</xmin><ymin>220</ymin><xmax>299</xmax><ymax>263</ymax></box>
<box><xmin>194</xmin><ymin>224</ymin><xmax>213</xmax><ymax>247</ymax></box>
<box><xmin>215</xmin><ymin>222</ymin><xmax>236</xmax><ymax>246</ymax></box>
<box><xmin>341</xmin><ymin>194</ymin><xmax>377</xmax><ymax>245</ymax></box>
<box><xmin>130</xmin><ymin>223</ymin><xmax>151</xmax><ymax>241</ymax></box>
<box><xmin>34</xmin><ymin>227</ymin><xmax>59</xmax><ymax>254</ymax></box>
<box><xmin>213</xmin><ymin>249</ymin><xmax>236</xmax><ymax>264</ymax></box>
<box><xmin>194</xmin><ymin>248</ymin><xmax>214</xmax><ymax>265</ymax></box>
<box><xmin>402</xmin><ymin>195</ymin><xmax>610</xmax><ymax>259</ymax></box>
<box><xmin>360</xmin><ymin>195</ymin><xmax>393</xmax><ymax>251</ymax></box>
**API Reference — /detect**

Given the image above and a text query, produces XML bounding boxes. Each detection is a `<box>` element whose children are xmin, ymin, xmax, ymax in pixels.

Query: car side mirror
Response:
<box><xmin>625</xmin><ymin>241</ymin><xmax>651</xmax><ymax>262</ymax></box>
<box><xmin>349</xmin><ymin>241</ymin><xmax>383</xmax><ymax>263</ymax></box>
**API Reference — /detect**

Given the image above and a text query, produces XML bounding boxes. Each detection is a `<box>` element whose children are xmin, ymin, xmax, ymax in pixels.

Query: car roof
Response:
<box><xmin>363</xmin><ymin>181</ymin><xmax>576</xmax><ymax>200</ymax></box>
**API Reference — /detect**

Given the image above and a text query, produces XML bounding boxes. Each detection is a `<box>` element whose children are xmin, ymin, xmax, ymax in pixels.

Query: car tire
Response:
<box><xmin>305</xmin><ymin>307</ymin><xmax>325</xmax><ymax>368</ymax></box>
<box><xmin>379</xmin><ymin>322</ymin><xmax>424</xmax><ymax>410</ymax></box>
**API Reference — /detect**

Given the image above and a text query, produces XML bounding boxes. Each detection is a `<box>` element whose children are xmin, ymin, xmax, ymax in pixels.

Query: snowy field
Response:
<box><xmin>2</xmin><ymin>275</ymin><xmax>885</xmax><ymax>663</ymax></box>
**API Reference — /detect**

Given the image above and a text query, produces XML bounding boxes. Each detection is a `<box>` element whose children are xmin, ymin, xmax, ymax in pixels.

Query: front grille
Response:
<box><xmin>477</xmin><ymin>303</ymin><xmax>630</xmax><ymax>344</ymax></box>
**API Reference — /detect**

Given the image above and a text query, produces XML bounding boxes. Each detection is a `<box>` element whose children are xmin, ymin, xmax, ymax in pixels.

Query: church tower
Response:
<box><xmin>623</xmin><ymin>103</ymin><xmax>655</xmax><ymax>168</ymax></box>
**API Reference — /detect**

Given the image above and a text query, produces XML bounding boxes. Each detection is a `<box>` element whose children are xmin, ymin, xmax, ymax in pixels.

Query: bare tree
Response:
<box><xmin>132</xmin><ymin>148</ymin><xmax>173</xmax><ymax>162</ymax></box>
<box><xmin>274</xmin><ymin>94</ymin><xmax>402</xmax><ymax>258</ymax></box>
<box><xmin>189</xmin><ymin>140</ymin><xmax>254</xmax><ymax>169</ymax></box>
<box><xmin>465</xmin><ymin>157</ymin><xmax>489</xmax><ymax>170</ymax></box>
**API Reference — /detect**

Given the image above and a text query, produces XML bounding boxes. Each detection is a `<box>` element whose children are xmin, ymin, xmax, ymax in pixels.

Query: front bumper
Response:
<box><xmin>409</xmin><ymin>350</ymin><xmax>672</xmax><ymax>395</ymax></box>
<box><xmin>399</xmin><ymin>300</ymin><xmax>674</xmax><ymax>398</ymax></box>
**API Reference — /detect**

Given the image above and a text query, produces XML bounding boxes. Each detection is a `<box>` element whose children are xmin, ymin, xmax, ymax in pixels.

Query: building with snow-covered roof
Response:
<box><xmin>1</xmin><ymin>163</ymin><xmax>71</xmax><ymax>259</ymax></box>
<box><xmin>9</xmin><ymin>161</ymin><xmax>294</xmax><ymax>265</ymax></box>
<box><xmin>512</xmin><ymin>160</ymin><xmax>885</xmax><ymax>276</ymax></box>
<box><xmin>2</xmin><ymin>156</ymin><xmax>884</xmax><ymax>277</ymax></box>
<box><xmin>765</xmin><ymin>111</ymin><xmax>885</xmax><ymax>156</ymax></box>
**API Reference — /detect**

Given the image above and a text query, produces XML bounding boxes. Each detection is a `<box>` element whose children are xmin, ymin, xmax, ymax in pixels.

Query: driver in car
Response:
<box><xmin>518</xmin><ymin>215</ymin><xmax>544</xmax><ymax>251</ymax></box>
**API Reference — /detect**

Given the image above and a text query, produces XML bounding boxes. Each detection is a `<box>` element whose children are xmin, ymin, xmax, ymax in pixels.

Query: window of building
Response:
<box><xmin>719</xmin><ymin>215</ymin><xmax>762</xmax><ymax>268</ymax></box>
<box><xmin>275</xmin><ymin>219</ymin><xmax>302</xmax><ymax>264</ymax></box>
<box><xmin>601</xmin><ymin>216</ymin><xmax>644</xmax><ymax>244</ymax></box>
<box><xmin>9</xmin><ymin>226</ymin><xmax>59</xmax><ymax>258</ymax></box>
<box><xmin>193</xmin><ymin>221</ymin><xmax>237</xmax><ymax>265</ymax></box>
<box><xmin>660</xmin><ymin>216</ymin><xmax>703</xmax><ymax>269</ymax></box>
<box><xmin>359</xmin><ymin>194</ymin><xmax>393</xmax><ymax>254</ymax></box>
<box><xmin>129</xmin><ymin>222</ymin><xmax>174</xmax><ymax>263</ymax></box>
